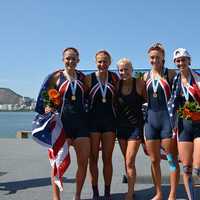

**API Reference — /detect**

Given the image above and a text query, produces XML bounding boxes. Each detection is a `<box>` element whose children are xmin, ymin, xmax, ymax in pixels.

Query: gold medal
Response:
<box><xmin>153</xmin><ymin>92</ymin><xmax>157</xmax><ymax>98</ymax></box>
<box><xmin>102</xmin><ymin>97</ymin><xmax>106</xmax><ymax>103</ymax></box>
<box><xmin>71</xmin><ymin>95</ymin><xmax>76</xmax><ymax>101</ymax></box>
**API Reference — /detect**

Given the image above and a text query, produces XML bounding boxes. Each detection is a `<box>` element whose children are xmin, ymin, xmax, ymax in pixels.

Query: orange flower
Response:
<box><xmin>177</xmin><ymin>101</ymin><xmax>200</xmax><ymax>121</ymax></box>
<box><xmin>48</xmin><ymin>89</ymin><xmax>59</xmax><ymax>99</ymax></box>
<box><xmin>48</xmin><ymin>89</ymin><xmax>61</xmax><ymax>106</ymax></box>
<box><xmin>183</xmin><ymin>108</ymin><xmax>191</xmax><ymax>118</ymax></box>
<box><xmin>53</xmin><ymin>98</ymin><xmax>61</xmax><ymax>106</ymax></box>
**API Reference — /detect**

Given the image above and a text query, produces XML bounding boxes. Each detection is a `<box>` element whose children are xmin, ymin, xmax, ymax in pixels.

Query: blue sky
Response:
<box><xmin>0</xmin><ymin>0</ymin><xmax>200</xmax><ymax>98</ymax></box>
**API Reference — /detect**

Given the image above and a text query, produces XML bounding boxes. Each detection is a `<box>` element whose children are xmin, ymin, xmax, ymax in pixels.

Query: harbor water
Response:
<box><xmin>0</xmin><ymin>112</ymin><xmax>36</xmax><ymax>138</ymax></box>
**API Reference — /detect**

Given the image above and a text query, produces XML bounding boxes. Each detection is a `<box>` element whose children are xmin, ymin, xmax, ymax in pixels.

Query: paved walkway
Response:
<box><xmin>0</xmin><ymin>139</ymin><xmax>199</xmax><ymax>200</ymax></box>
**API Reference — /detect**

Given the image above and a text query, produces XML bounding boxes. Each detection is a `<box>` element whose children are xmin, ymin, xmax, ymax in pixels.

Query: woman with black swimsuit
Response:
<box><xmin>116</xmin><ymin>58</ymin><xmax>146</xmax><ymax>200</ymax></box>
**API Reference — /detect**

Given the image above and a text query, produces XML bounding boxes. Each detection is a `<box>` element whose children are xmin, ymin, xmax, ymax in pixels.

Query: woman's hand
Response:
<box><xmin>45</xmin><ymin>106</ymin><xmax>55</xmax><ymax>113</ymax></box>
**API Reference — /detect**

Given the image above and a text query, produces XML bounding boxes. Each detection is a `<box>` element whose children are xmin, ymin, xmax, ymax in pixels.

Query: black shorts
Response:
<box><xmin>117</xmin><ymin>127</ymin><xmax>142</xmax><ymax>140</ymax></box>
<box><xmin>89</xmin><ymin>117</ymin><xmax>116</xmax><ymax>133</ymax></box>
<box><xmin>61</xmin><ymin>113</ymin><xmax>89</xmax><ymax>139</ymax></box>
<box><xmin>178</xmin><ymin>118</ymin><xmax>200</xmax><ymax>142</ymax></box>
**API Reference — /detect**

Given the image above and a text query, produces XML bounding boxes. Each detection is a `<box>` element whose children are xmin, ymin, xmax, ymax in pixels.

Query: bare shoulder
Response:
<box><xmin>135</xmin><ymin>78</ymin><xmax>146</xmax><ymax>100</ymax></box>
<box><xmin>110</xmin><ymin>71</ymin><xmax>120</xmax><ymax>83</ymax></box>
<box><xmin>143</xmin><ymin>72</ymin><xmax>149</xmax><ymax>82</ymax></box>
<box><xmin>49</xmin><ymin>69</ymin><xmax>63</xmax><ymax>87</ymax></box>
<box><xmin>167</xmin><ymin>68</ymin><xmax>177</xmax><ymax>81</ymax></box>
<box><xmin>136</xmin><ymin>78</ymin><xmax>145</xmax><ymax>88</ymax></box>
<box><xmin>136</xmin><ymin>78</ymin><xmax>146</xmax><ymax>97</ymax></box>
<box><xmin>52</xmin><ymin>70</ymin><xmax>62</xmax><ymax>79</ymax></box>
<box><xmin>84</xmin><ymin>74</ymin><xmax>92</xmax><ymax>88</ymax></box>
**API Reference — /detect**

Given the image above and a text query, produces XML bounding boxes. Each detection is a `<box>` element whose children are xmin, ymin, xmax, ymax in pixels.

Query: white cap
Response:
<box><xmin>173</xmin><ymin>48</ymin><xmax>191</xmax><ymax>62</ymax></box>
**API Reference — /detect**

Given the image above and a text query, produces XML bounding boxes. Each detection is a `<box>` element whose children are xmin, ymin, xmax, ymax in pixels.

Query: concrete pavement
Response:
<box><xmin>0</xmin><ymin>139</ymin><xmax>199</xmax><ymax>200</ymax></box>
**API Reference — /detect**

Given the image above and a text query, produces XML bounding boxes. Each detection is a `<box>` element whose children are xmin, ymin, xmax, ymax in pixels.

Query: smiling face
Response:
<box><xmin>63</xmin><ymin>49</ymin><xmax>79</xmax><ymax>70</ymax></box>
<box><xmin>175</xmin><ymin>56</ymin><xmax>190</xmax><ymax>73</ymax></box>
<box><xmin>118</xmin><ymin>60</ymin><xmax>132</xmax><ymax>80</ymax></box>
<box><xmin>96</xmin><ymin>53</ymin><xmax>111</xmax><ymax>72</ymax></box>
<box><xmin>148</xmin><ymin>50</ymin><xmax>164</xmax><ymax>69</ymax></box>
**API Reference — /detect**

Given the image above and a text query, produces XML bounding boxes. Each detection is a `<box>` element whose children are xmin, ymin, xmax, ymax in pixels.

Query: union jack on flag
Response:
<box><xmin>32</xmin><ymin>112</ymin><xmax>70</xmax><ymax>191</ymax></box>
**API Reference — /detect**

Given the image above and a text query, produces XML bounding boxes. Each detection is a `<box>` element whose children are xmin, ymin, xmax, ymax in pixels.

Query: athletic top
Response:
<box><xmin>56</xmin><ymin>70</ymin><xmax>86</xmax><ymax>115</ymax></box>
<box><xmin>116</xmin><ymin>78</ymin><xmax>144</xmax><ymax>128</ymax></box>
<box><xmin>88</xmin><ymin>71</ymin><xmax>118</xmax><ymax>119</ymax></box>
<box><xmin>146</xmin><ymin>68</ymin><xmax>171</xmax><ymax>111</ymax></box>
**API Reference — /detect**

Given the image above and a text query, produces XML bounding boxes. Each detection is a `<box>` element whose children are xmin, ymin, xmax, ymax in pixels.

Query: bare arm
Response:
<box><xmin>84</xmin><ymin>74</ymin><xmax>92</xmax><ymax>93</ymax></box>
<box><xmin>143</xmin><ymin>72</ymin><xmax>148</xmax><ymax>82</ymax></box>
<box><xmin>168</xmin><ymin>69</ymin><xmax>177</xmax><ymax>89</ymax></box>
<box><xmin>136</xmin><ymin>78</ymin><xmax>147</xmax><ymax>103</ymax></box>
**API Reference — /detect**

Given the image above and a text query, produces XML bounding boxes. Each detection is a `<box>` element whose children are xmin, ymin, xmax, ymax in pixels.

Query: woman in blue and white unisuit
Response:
<box><xmin>168</xmin><ymin>48</ymin><xmax>200</xmax><ymax>200</ymax></box>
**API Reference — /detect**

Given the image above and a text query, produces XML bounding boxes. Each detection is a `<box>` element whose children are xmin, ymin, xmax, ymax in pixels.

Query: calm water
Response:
<box><xmin>0</xmin><ymin>112</ymin><xmax>36</xmax><ymax>138</ymax></box>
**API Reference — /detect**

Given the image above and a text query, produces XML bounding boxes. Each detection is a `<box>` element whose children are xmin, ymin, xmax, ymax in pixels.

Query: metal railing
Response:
<box><xmin>81</xmin><ymin>67</ymin><xmax>200</xmax><ymax>74</ymax></box>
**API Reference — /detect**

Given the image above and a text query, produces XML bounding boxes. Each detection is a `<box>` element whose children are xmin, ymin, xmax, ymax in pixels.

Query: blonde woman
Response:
<box><xmin>116</xmin><ymin>58</ymin><xmax>146</xmax><ymax>200</ymax></box>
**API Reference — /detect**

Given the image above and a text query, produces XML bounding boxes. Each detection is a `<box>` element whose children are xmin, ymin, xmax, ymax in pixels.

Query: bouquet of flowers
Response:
<box><xmin>42</xmin><ymin>88</ymin><xmax>61</xmax><ymax>108</ymax></box>
<box><xmin>177</xmin><ymin>101</ymin><xmax>200</xmax><ymax>121</ymax></box>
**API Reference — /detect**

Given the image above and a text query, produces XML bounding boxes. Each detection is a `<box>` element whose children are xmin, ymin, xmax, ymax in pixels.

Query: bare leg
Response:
<box><xmin>125</xmin><ymin>139</ymin><xmax>140</xmax><ymax>200</ymax></box>
<box><xmin>193</xmin><ymin>138</ymin><xmax>200</xmax><ymax>168</ymax></box>
<box><xmin>51</xmin><ymin>168</ymin><xmax>60</xmax><ymax>200</ymax></box>
<box><xmin>118</xmin><ymin>139</ymin><xmax>128</xmax><ymax>180</ymax></box>
<box><xmin>89</xmin><ymin>132</ymin><xmax>101</xmax><ymax>198</ymax></box>
<box><xmin>178</xmin><ymin>141</ymin><xmax>193</xmax><ymax>200</ymax></box>
<box><xmin>101</xmin><ymin>131</ymin><xmax>116</xmax><ymax>197</ymax></box>
<box><xmin>161</xmin><ymin>138</ymin><xmax>179</xmax><ymax>200</ymax></box>
<box><xmin>193</xmin><ymin>138</ymin><xmax>200</xmax><ymax>186</ymax></box>
<box><xmin>151</xmin><ymin>164</ymin><xmax>156</xmax><ymax>186</ymax></box>
<box><xmin>167</xmin><ymin>138</ymin><xmax>180</xmax><ymax>200</ymax></box>
<box><xmin>145</xmin><ymin>140</ymin><xmax>162</xmax><ymax>200</ymax></box>
<box><xmin>73</xmin><ymin>137</ymin><xmax>90</xmax><ymax>200</ymax></box>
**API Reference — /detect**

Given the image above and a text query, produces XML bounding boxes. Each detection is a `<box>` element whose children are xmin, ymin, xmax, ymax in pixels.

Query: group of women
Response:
<box><xmin>36</xmin><ymin>44</ymin><xmax>200</xmax><ymax>200</ymax></box>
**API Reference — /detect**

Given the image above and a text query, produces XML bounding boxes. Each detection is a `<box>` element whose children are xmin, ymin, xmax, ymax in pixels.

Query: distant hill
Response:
<box><xmin>0</xmin><ymin>88</ymin><xmax>33</xmax><ymax>105</ymax></box>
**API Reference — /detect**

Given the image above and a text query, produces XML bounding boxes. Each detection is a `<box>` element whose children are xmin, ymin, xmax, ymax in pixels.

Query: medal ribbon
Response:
<box><xmin>64</xmin><ymin>70</ymin><xmax>77</xmax><ymax>97</ymax></box>
<box><xmin>152</xmin><ymin>76</ymin><xmax>160</xmax><ymax>94</ymax></box>
<box><xmin>97</xmin><ymin>73</ymin><xmax>108</xmax><ymax>101</ymax></box>
<box><xmin>181</xmin><ymin>74</ymin><xmax>191</xmax><ymax>101</ymax></box>
<box><xmin>70</xmin><ymin>80</ymin><xmax>77</xmax><ymax>97</ymax></box>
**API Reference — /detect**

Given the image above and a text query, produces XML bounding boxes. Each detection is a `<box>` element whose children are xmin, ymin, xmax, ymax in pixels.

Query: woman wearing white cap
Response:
<box><xmin>168</xmin><ymin>48</ymin><xmax>200</xmax><ymax>200</ymax></box>
<box><xmin>143</xmin><ymin>43</ymin><xmax>180</xmax><ymax>200</ymax></box>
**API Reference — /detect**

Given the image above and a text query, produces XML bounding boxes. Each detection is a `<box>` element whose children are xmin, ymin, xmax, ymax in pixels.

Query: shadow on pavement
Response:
<box><xmin>0</xmin><ymin>177</ymin><xmax>75</xmax><ymax>195</ymax></box>
<box><xmin>83</xmin><ymin>184</ymin><xmax>200</xmax><ymax>200</ymax></box>
<box><xmin>83</xmin><ymin>193</ymin><xmax>125</xmax><ymax>200</ymax></box>
<box><xmin>136</xmin><ymin>184</ymin><xmax>200</xmax><ymax>199</ymax></box>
